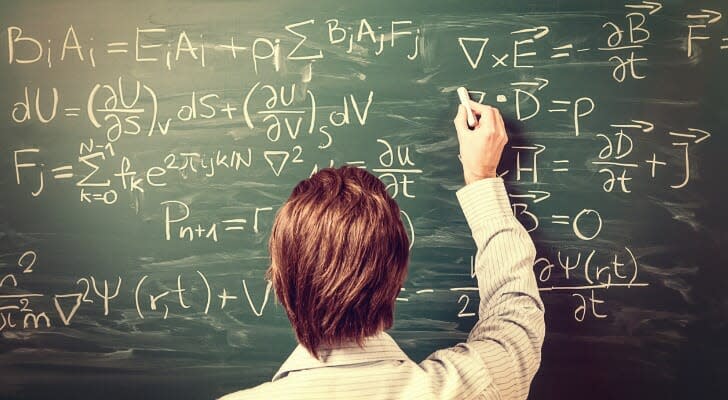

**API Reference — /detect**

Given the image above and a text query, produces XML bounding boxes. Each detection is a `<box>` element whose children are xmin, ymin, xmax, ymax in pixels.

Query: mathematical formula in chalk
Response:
<box><xmin>1</xmin><ymin>1</ymin><xmax>722</xmax><ymax>336</ymax></box>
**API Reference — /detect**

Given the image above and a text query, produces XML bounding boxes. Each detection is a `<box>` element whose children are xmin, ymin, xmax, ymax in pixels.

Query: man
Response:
<box><xmin>220</xmin><ymin>102</ymin><xmax>545</xmax><ymax>399</ymax></box>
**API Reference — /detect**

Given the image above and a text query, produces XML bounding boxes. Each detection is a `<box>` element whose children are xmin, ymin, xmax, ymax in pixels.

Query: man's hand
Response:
<box><xmin>453</xmin><ymin>101</ymin><xmax>508</xmax><ymax>185</ymax></box>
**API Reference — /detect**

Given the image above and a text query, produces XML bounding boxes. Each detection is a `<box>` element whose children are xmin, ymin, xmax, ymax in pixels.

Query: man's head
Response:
<box><xmin>267</xmin><ymin>166</ymin><xmax>409</xmax><ymax>358</ymax></box>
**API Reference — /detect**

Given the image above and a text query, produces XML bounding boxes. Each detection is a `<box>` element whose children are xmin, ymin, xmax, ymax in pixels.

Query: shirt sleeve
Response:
<box><xmin>419</xmin><ymin>177</ymin><xmax>545</xmax><ymax>400</ymax></box>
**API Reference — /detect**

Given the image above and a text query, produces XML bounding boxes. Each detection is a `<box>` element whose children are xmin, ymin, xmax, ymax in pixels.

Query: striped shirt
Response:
<box><xmin>220</xmin><ymin>178</ymin><xmax>545</xmax><ymax>400</ymax></box>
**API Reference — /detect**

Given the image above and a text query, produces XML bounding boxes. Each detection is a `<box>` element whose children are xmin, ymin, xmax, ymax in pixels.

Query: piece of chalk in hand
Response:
<box><xmin>456</xmin><ymin>86</ymin><xmax>477</xmax><ymax>129</ymax></box>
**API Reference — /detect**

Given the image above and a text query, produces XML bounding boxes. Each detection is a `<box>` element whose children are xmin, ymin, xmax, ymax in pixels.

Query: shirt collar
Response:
<box><xmin>272</xmin><ymin>332</ymin><xmax>409</xmax><ymax>381</ymax></box>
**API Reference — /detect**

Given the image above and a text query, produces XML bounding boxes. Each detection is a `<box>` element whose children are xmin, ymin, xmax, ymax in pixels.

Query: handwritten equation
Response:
<box><xmin>0</xmin><ymin>244</ymin><xmax>647</xmax><ymax>330</ymax></box>
<box><xmin>1</xmin><ymin>1</ymin><xmax>722</xmax><ymax>332</ymax></box>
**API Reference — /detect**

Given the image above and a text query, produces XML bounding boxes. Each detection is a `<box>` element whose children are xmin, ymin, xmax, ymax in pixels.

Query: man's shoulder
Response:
<box><xmin>218</xmin><ymin>381</ymin><xmax>273</xmax><ymax>400</ymax></box>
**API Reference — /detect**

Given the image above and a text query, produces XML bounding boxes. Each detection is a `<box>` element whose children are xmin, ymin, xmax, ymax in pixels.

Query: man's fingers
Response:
<box><xmin>455</xmin><ymin>103</ymin><xmax>508</xmax><ymax>141</ymax></box>
<box><xmin>468</xmin><ymin>100</ymin><xmax>490</xmax><ymax>117</ymax></box>
<box><xmin>493</xmin><ymin>107</ymin><xmax>508</xmax><ymax>142</ymax></box>
<box><xmin>489</xmin><ymin>107</ymin><xmax>500</xmax><ymax>130</ymax></box>
<box><xmin>453</xmin><ymin>104</ymin><xmax>469</xmax><ymax>133</ymax></box>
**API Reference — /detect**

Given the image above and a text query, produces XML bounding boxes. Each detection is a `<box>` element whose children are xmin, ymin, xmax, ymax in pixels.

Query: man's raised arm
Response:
<box><xmin>457</xmin><ymin>102</ymin><xmax>545</xmax><ymax>399</ymax></box>
<box><xmin>419</xmin><ymin>103</ymin><xmax>545</xmax><ymax>400</ymax></box>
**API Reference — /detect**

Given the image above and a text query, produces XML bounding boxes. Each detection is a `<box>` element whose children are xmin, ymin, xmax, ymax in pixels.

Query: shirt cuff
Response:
<box><xmin>455</xmin><ymin>178</ymin><xmax>513</xmax><ymax>234</ymax></box>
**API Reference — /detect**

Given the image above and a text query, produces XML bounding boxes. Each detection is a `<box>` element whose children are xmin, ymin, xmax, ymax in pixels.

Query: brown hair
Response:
<box><xmin>267</xmin><ymin>166</ymin><xmax>409</xmax><ymax>358</ymax></box>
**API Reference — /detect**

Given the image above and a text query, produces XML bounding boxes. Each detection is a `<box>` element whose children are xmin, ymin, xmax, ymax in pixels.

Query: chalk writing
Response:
<box><xmin>1</xmin><ymin>0</ymin><xmax>719</xmax><ymax>334</ymax></box>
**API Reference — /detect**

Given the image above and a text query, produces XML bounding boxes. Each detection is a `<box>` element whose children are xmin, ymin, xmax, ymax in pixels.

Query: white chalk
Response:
<box><xmin>456</xmin><ymin>87</ymin><xmax>477</xmax><ymax>129</ymax></box>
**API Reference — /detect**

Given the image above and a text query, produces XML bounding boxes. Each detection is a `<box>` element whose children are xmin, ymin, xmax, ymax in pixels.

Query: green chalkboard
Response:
<box><xmin>0</xmin><ymin>0</ymin><xmax>726</xmax><ymax>399</ymax></box>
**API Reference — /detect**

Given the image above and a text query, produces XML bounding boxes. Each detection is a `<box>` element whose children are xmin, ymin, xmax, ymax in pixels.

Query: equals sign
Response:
<box><xmin>548</xmin><ymin>100</ymin><xmax>571</xmax><ymax>112</ymax></box>
<box><xmin>550</xmin><ymin>44</ymin><xmax>573</xmax><ymax>59</ymax></box>
<box><xmin>345</xmin><ymin>161</ymin><xmax>367</xmax><ymax>169</ymax></box>
<box><xmin>397</xmin><ymin>287</ymin><xmax>408</xmax><ymax>302</ymax></box>
<box><xmin>221</xmin><ymin>219</ymin><xmax>247</xmax><ymax>231</ymax></box>
<box><xmin>552</xmin><ymin>160</ymin><xmax>569</xmax><ymax>172</ymax></box>
<box><xmin>52</xmin><ymin>165</ymin><xmax>73</xmax><ymax>179</ymax></box>
<box><xmin>64</xmin><ymin>108</ymin><xmax>81</xmax><ymax>117</ymax></box>
<box><xmin>551</xmin><ymin>215</ymin><xmax>570</xmax><ymax>225</ymax></box>
<box><xmin>721</xmin><ymin>38</ymin><xmax>728</xmax><ymax>50</ymax></box>
<box><xmin>106</xmin><ymin>42</ymin><xmax>129</xmax><ymax>54</ymax></box>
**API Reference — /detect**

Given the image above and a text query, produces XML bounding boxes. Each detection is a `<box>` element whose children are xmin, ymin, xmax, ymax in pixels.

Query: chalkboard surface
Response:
<box><xmin>0</xmin><ymin>0</ymin><xmax>726</xmax><ymax>399</ymax></box>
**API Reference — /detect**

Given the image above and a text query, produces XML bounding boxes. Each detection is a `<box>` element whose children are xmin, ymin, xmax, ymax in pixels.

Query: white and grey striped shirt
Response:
<box><xmin>220</xmin><ymin>178</ymin><xmax>545</xmax><ymax>400</ymax></box>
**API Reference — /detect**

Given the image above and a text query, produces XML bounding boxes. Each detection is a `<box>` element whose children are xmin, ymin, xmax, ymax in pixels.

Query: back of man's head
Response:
<box><xmin>267</xmin><ymin>166</ymin><xmax>409</xmax><ymax>358</ymax></box>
